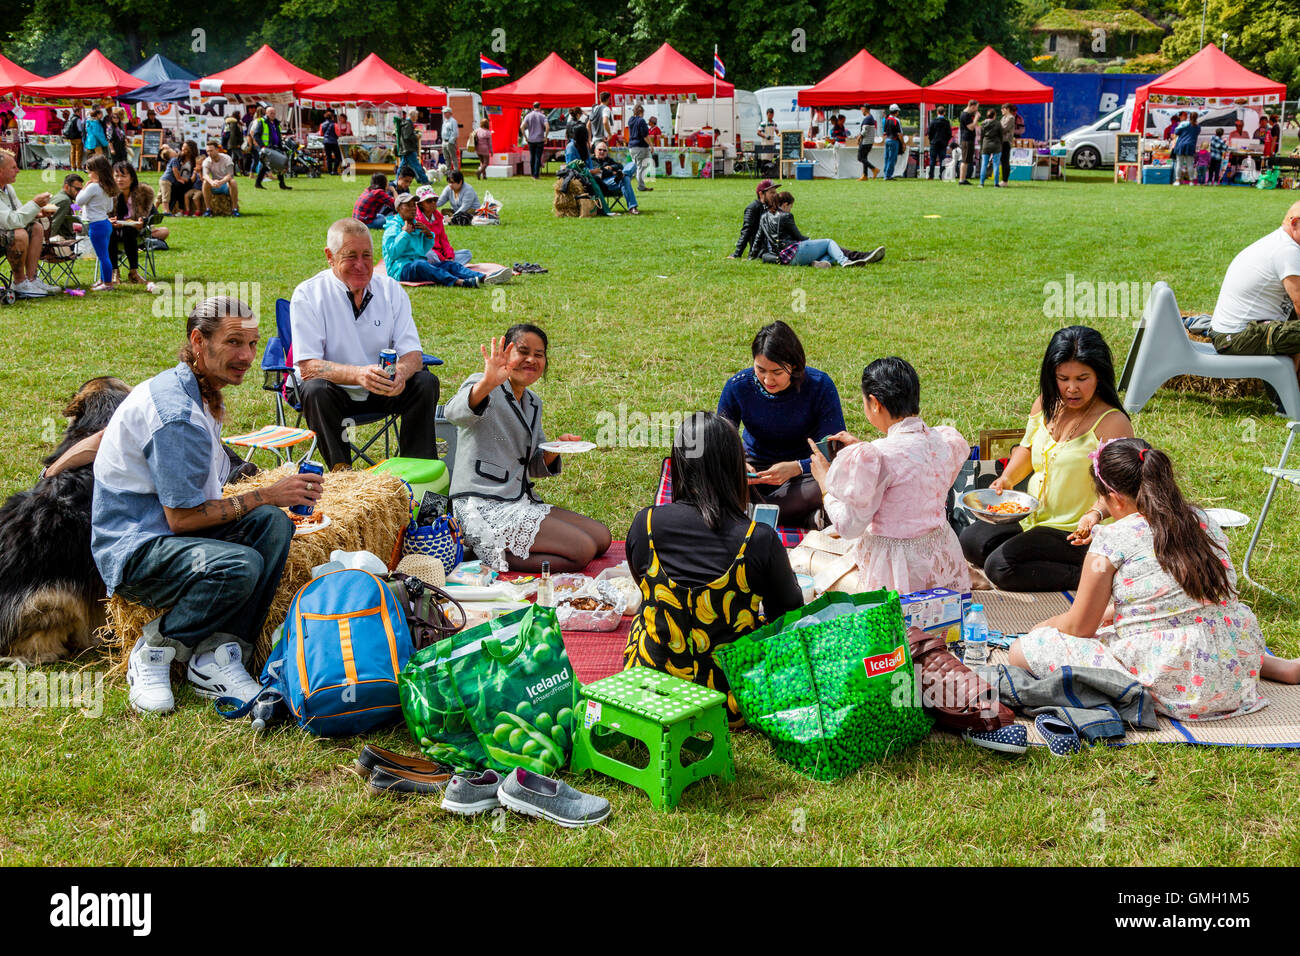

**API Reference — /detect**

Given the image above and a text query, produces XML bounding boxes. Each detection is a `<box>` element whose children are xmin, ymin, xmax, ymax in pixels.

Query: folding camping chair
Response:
<box><xmin>1241</xmin><ymin>420</ymin><xmax>1300</xmax><ymax>602</ymax></box>
<box><xmin>39</xmin><ymin>235</ymin><xmax>81</xmax><ymax>288</ymax></box>
<box><xmin>246</xmin><ymin>297</ymin><xmax>445</xmax><ymax>468</ymax></box>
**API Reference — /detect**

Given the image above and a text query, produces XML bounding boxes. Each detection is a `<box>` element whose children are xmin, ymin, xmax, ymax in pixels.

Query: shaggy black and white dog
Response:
<box><xmin>0</xmin><ymin>377</ymin><xmax>130</xmax><ymax>662</ymax></box>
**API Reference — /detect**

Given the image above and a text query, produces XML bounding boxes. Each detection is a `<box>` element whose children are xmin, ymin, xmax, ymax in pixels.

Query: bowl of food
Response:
<box><xmin>961</xmin><ymin>488</ymin><xmax>1039</xmax><ymax>525</ymax></box>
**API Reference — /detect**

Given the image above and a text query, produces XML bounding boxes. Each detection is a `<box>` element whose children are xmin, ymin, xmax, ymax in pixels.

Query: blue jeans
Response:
<box><xmin>883</xmin><ymin>138</ymin><xmax>899</xmax><ymax>179</ymax></box>
<box><xmin>528</xmin><ymin>141</ymin><xmax>545</xmax><ymax>178</ymax></box>
<box><xmin>401</xmin><ymin>258</ymin><xmax>479</xmax><ymax>286</ymax></box>
<box><xmin>425</xmin><ymin>248</ymin><xmax>472</xmax><ymax>266</ymax></box>
<box><xmin>792</xmin><ymin>238</ymin><xmax>849</xmax><ymax>266</ymax></box>
<box><xmin>601</xmin><ymin>172</ymin><xmax>637</xmax><ymax>209</ymax></box>
<box><xmin>979</xmin><ymin>152</ymin><xmax>1001</xmax><ymax>186</ymax></box>
<box><xmin>115</xmin><ymin>505</ymin><xmax>294</xmax><ymax>661</ymax></box>
<box><xmin>398</xmin><ymin>151</ymin><xmax>428</xmax><ymax>184</ymax></box>
<box><xmin>366</xmin><ymin>215</ymin><xmax>386</xmax><ymax>230</ymax></box>
<box><xmin>87</xmin><ymin>218</ymin><xmax>113</xmax><ymax>283</ymax></box>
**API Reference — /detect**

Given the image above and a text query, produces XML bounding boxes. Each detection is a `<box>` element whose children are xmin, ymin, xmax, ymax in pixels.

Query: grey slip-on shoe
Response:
<box><xmin>441</xmin><ymin>769</ymin><xmax>506</xmax><ymax>815</ymax></box>
<box><xmin>497</xmin><ymin>768</ymin><xmax>611</xmax><ymax>828</ymax></box>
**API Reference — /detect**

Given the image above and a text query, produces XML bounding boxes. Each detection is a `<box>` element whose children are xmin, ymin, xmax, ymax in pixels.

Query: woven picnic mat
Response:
<box><xmin>971</xmin><ymin>590</ymin><xmax>1300</xmax><ymax>747</ymax></box>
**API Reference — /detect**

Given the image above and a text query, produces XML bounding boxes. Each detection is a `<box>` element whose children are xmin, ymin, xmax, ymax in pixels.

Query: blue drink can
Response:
<box><xmin>292</xmin><ymin>460</ymin><xmax>324</xmax><ymax>517</ymax></box>
<box><xmin>379</xmin><ymin>348</ymin><xmax>398</xmax><ymax>378</ymax></box>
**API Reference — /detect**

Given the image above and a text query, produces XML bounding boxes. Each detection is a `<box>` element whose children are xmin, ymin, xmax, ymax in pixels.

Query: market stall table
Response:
<box><xmin>103</xmin><ymin>466</ymin><xmax>410</xmax><ymax>674</ymax></box>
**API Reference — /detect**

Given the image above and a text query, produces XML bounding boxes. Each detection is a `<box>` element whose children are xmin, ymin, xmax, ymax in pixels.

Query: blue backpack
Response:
<box><xmin>218</xmin><ymin>569</ymin><xmax>414</xmax><ymax>736</ymax></box>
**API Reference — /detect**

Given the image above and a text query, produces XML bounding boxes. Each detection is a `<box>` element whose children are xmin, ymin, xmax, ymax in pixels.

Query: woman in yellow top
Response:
<box><xmin>960</xmin><ymin>326</ymin><xmax>1134</xmax><ymax>591</ymax></box>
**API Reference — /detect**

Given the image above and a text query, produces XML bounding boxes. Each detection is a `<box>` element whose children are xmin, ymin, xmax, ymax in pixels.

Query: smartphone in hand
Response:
<box><xmin>814</xmin><ymin>437</ymin><xmax>840</xmax><ymax>462</ymax></box>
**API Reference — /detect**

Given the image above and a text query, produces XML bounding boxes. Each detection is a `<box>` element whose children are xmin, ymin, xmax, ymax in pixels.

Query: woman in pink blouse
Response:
<box><xmin>808</xmin><ymin>357</ymin><xmax>970</xmax><ymax>594</ymax></box>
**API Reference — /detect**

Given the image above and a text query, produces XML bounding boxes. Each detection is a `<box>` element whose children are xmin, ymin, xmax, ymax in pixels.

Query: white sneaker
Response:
<box><xmin>187</xmin><ymin>641</ymin><xmax>262</xmax><ymax>703</ymax></box>
<box><xmin>127</xmin><ymin>639</ymin><xmax>176</xmax><ymax>713</ymax></box>
<box><xmin>36</xmin><ymin>278</ymin><xmax>62</xmax><ymax>293</ymax></box>
<box><xmin>13</xmin><ymin>279</ymin><xmax>48</xmax><ymax>298</ymax></box>
<box><xmin>481</xmin><ymin>268</ymin><xmax>511</xmax><ymax>285</ymax></box>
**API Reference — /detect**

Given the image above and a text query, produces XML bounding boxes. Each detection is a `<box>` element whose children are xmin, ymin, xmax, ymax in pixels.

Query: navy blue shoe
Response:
<box><xmin>964</xmin><ymin>724</ymin><xmax>1028</xmax><ymax>754</ymax></box>
<box><xmin>1034</xmin><ymin>714</ymin><xmax>1082</xmax><ymax>756</ymax></box>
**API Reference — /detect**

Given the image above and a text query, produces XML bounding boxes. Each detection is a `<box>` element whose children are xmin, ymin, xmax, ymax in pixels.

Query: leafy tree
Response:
<box><xmin>1162</xmin><ymin>0</ymin><xmax>1300</xmax><ymax>94</ymax></box>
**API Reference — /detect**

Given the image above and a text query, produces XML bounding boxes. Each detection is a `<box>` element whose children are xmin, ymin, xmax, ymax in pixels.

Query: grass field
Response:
<box><xmin>2</xmin><ymin>161</ymin><xmax>1299</xmax><ymax>866</ymax></box>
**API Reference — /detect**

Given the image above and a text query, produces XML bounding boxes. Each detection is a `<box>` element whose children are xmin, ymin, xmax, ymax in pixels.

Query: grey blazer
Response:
<box><xmin>445</xmin><ymin>373</ymin><xmax>559</xmax><ymax>503</ymax></box>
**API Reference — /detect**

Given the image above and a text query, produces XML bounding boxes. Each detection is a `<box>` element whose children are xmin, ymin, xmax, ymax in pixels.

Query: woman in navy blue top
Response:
<box><xmin>717</xmin><ymin>321</ymin><xmax>846</xmax><ymax>528</ymax></box>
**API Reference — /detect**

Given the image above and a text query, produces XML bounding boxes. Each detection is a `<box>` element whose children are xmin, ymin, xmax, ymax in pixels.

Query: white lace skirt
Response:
<box><xmin>453</xmin><ymin>496</ymin><xmax>552</xmax><ymax>571</ymax></box>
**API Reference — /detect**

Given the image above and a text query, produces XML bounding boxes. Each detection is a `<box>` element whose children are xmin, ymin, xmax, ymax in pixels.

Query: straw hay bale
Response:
<box><xmin>101</xmin><ymin>465</ymin><xmax>409</xmax><ymax>679</ymax></box>
<box><xmin>1166</xmin><ymin>316</ymin><xmax>1266</xmax><ymax>401</ymax></box>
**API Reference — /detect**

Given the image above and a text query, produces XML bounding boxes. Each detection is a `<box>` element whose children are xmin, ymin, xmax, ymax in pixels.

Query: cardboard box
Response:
<box><xmin>901</xmin><ymin>587</ymin><xmax>970</xmax><ymax>644</ymax></box>
<box><xmin>485</xmin><ymin>165</ymin><xmax>512</xmax><ymax>178</ymax></box>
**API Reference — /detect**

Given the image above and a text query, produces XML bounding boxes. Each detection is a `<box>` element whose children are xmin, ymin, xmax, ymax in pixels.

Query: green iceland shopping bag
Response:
<box><xmin>714</xmin><ymin>590</ymin><xmax>931</xmax><ymax>781</ymax></box>
<box><xmin>399</xmin><ymin>604</ymin><xmax>577</xmax><ymax>774</ymax></box>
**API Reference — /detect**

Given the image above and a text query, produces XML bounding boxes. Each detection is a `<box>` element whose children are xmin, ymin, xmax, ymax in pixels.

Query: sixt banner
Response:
<box><xmin>1020</xmin><ymin>71</ymin><xmax>1160</xmax><ymax>141</ymax></box>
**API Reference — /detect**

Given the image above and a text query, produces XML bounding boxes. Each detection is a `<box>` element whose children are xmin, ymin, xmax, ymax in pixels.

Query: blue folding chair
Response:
<box><xmin>256</xmin><ymin>297</ymin><xmax>444</xmax><ymax>468</ymax></box>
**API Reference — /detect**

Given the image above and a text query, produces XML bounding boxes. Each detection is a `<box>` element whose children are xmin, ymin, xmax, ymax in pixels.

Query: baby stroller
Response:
<box><xmin>263</xmin><ymin>138</ymin><xmax>322</xmax><ymax>179</ymax></box>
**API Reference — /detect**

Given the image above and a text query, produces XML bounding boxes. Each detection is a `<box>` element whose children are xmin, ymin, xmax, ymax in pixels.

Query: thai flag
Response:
<box><xmin>480</xmin><ymin>55</ymin><xmax>509</xmax><ymax>79</ymax></box>
<box><xmin>595</xmin><ymin>56</ymin><xmax>618</xmax><ymax>77</ymax></box>
<box><xmin>714</xmin><ymin>53</ymin><xmax>726</xmax><ymax>80</ymax></box>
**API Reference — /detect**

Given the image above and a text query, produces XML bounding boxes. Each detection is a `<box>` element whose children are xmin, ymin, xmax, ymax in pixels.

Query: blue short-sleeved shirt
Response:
<box><xmin>92</xmin><ymin>363</ymin><xmax>230</xmax><ymax>594</ymax></box>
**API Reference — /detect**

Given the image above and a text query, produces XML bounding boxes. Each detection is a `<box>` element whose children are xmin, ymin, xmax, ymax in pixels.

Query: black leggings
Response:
<box><xmin>748</xmin><ymin>471</ymin><xmax>823</xmax><ymax>529</ymax></box>
<box><xmin>959</xmin><ymin>521</ymin><xmax>1085</xmax><ymax>592</ymax></box>
<box><xmin>108</xmin><ymin>226</ymin><xmax>138</xmax><ymax>271</ymax></box>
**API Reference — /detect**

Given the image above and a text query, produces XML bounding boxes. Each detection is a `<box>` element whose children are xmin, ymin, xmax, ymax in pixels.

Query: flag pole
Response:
<box><xmin>711</xmin><ymin>44</ymin><xmax>718</xmax><ymax>179</ymax></box>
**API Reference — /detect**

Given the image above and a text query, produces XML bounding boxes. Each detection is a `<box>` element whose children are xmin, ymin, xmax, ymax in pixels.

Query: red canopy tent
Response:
<box><xmin>1129</xmin><ymin>43</ymin><xmax>1285</xmax><ymax>133</ymax></box>
<box><xmin>600</xmin><ymin>42</ymin><xmax>734</xmax><ymax>97</ymax></box>
<box><xmin>797</xmin><ymin>49</ymin><xmax>923</xmax><ymax>106</ymax></box>
<box><xmin>20</xmin><ymin>49</ymin><xmax>141</xmax><ymax>99</ymax></box>
<box><xmin>481</xmin><ymin>53</ymin><xmax>594</xmax><ymax>108</ymax></box>
<box><xmin>191</xmin><ymin>44</ymin><xmax>325</xmax><ymax>98</ymax></box>
<box><xmin>0</xmin><ymin>53</ymin><xmax>41</xmax><ymax>99</ymax></box>
<box><xmin>923</xmin><ymin>46</ymin><xmax>1053</xmax><ymax>104</ymax></box>
<box><xmin>301</xmin><ymin>53</ymin><xmax>445</xmax><ymax>107</ymax></box>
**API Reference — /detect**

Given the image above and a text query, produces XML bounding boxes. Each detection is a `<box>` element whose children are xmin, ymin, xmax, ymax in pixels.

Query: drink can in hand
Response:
<box><xmin>379</xmin><ymin>349</ymin><xmax>398</xmax><ymax>379</ymax></box>
<box><xmin>292</xmin><ymin>460</ymin><xmax>324</xmax><ymax>517</ymax></box>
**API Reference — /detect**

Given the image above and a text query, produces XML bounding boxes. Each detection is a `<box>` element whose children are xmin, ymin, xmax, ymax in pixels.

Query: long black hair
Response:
<box><xmin>670</xmin><ymin>412</ymin><xmax>749</xmax><ymax>532</ymax></box>
<box><xmin>1039</xmin><ymin>326</ymin><xmax>1125</xmax><ymax>424</ymax></box>
<box><xmin>1093</xmin><ymin>438</ymin><xmax>1233</xmax><ymax>605</ymax></box>
<box><xmin>751</xmin><ymin>320</ymin><xmax>807</xmax><ymax>390</ymax></box>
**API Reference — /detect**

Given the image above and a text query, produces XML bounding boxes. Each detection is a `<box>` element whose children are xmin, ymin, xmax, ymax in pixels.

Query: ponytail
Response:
<box><xmin>1093</xmin><ymin>439</ymin><xmax>1233</xmax><ymax>605</ymax></box>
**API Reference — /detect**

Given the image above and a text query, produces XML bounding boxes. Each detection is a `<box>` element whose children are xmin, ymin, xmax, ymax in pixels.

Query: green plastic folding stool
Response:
<box><xmin>570</xmin><ymin>669</ymin><xmax>734</xmax><ymax>810</ymax></box>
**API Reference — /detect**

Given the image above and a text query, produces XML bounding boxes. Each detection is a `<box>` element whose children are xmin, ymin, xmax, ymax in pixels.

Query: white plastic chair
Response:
<box><xmin>1118</xmin><ymin>281</ymin><xmax>1300</xmax><ymax>418</ymax></box>
<box><xmin>1241</xmin><ymin>420</ymin><xmax>1300</xmax><ymax>600</ymax></box>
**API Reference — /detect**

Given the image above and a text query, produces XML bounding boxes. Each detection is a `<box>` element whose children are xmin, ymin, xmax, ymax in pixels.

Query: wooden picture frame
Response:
<box><xmin>979</xmin><ymin>428</ymin><xmax>1025</xmax><ymax>462</ymax></box>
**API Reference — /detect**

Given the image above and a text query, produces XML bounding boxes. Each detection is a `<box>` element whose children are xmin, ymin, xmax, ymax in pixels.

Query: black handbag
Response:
<box><xmin>386</xmin><ymin>573</ymin><xmax>467</xmax><ymax>649</ymax></box>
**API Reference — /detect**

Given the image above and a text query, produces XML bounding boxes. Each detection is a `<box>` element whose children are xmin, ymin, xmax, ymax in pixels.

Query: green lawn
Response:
<box><xmin>2</xmin><ymin>164</ymin><xmax>1298</xmax><ymax>866</ymax></box>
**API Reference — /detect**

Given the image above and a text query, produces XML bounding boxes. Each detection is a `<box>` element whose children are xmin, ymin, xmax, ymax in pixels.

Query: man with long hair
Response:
<box><xmin>92</xmin><ymin>297</ymin><xmax>319</xmax><ymax>714</ymax></box>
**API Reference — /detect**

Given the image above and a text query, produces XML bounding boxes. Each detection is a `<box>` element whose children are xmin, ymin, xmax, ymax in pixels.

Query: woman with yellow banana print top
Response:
<box><xmin>624</xmin><ymin>412</ymin><xmax>804</xmax><ymax>724</ymax></box>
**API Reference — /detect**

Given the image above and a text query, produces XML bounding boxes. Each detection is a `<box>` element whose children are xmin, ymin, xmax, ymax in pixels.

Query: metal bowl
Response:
<box><xmin>962</xmin><ymin>488</ymin><xmax>1039</xmax><ymax>525</ymax></box>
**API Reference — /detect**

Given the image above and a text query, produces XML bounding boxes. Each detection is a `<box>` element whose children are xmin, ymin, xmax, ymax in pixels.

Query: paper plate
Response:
<box><xmin>538</xmin><ymin>440</ymin><xmax>597</xmax><ymax>454</ymax></box>
<box><xmin>292</xmin><ymin>512</ymin><xmax>332</xmax><ymax>536</ymax></box>
<box><xmin>1205</xmin><ymin>508</ymin><xmax>1251</xmax><ymax>529</ymax></box>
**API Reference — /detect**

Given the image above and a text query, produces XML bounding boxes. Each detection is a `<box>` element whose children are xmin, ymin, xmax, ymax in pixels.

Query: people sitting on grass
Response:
<box><xmin>415</xmin><ymin>185</ymin><xmax>477</xmax><ymax>270</ymax></box>
<box><xmin>353</xmin><ymin>173</ymin><xmax>395</xmax><ymax>229</ymax></box>
<box><xmin>728</xmin><ymin>178</ymin><xmax>780</xmax><ymax>260</ymax></box>
<box><xmin>96</xmin><ymin>296</ymin><xmax>315</xmax><ymax>714</ymax></box>
<box><xmin>77</xmin><ymin>155</ymin><xmax>118</xmax><ymax>292</ymax></box>
<box><xmin>445</xmin><ymin>326</ymin><xmax>612</xmax><ymax>572</ymax></box>
<box><xmin>290</xmin><ymin>218</ymin><xmax>441</xmax><ymax>470</ymax></box>
<box><xmin>108</xmin><ymin>162</ymin><xmax>155</xmax><ymax>286</ymax></box>
<box><xmin>623</xmin><ymin>411</ymin><xmax>803</xmax><ymax>726</ymax></box>
<box><xmin>383</xmin><ymin>192</ymin><xmax>495</xmax><ymax>288</ymax></box>
<box><xmin>960</xmin><ymin>325</ymin><xmax>1134</xmax><ymax>592</ymax></box>
<box><xmin>437</xmin><ymin>170</ymin><xmax>480</xmax><ymax>225</ymax></box>
<box><xmin>760</xmin><ymin>191</ymin><xmax>877</xmax><ymax>267</ymax></box>
<box><xmin>48</xmin><ymin>172</ymin><xmax>83</xmax><ymax>240</ymax></box>
<box><xmin>389</xmin><ymin>166</ymin><xmax>416</xmax><ymax>200</ymax></box>
<box><xmin>162</xmin><ymin>140</ymin><xmax>202</xmax><ymax>216</ymax></box>
<box><xmin>1207</xmin><ymin>200</ymin><xmax>1300</xmax><ymax>389</ymax></box>
<box><xmin>200</xmin><ymin>140</ymin><xmax>240</xmax><ymax>217</ymax></box>
<box><xmin>0</xmin><ymin>151</ymin><xmax>60</xmax><ymax>298</ymax></box>
<box><xmin>808</xmin><ymin>357</ymin><xmax>971</xmax><ymax>594</ymax></box>
<box><xmin>718</xmin><ymin>321</ymin><xmax>846</xmax><ymax>529</ymax></box>
<box><xmin>590</xmin><ymin>141</ymin><xmax>638</xmax><ymax>215</ymax></box>
<box><xmin>1009</xmin><ymin>437</ymin><xmax>1300</xmax><ymax>720</ymax></box>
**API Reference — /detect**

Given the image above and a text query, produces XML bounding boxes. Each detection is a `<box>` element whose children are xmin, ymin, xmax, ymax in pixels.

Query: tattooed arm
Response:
<box><xmin>297</xmin><ymin>358</ymin><xmax>364</xmax><ymax>386</ymax></box>
<box><xmin>162</xmin><ymin>474</ymin><xmax>320</xmax><ymax>534</ymax></box>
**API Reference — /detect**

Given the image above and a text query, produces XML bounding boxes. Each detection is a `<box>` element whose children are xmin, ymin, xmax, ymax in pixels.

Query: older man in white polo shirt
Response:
<box><xmin>291</xmin><ymin>217</ymin><xmax>439</xmax><ymax>469</ymax></box>
<box><xmin>1209</xmin><ymin>200</ymin><xmax>1300</xmax><ymax>387</ymax></box>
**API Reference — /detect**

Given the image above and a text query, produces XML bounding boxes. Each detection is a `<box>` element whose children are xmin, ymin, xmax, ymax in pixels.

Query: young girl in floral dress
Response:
<box><xmin>808</xmin><ymin>357</ymin><xmax>971</xmax><ymax>594</ymax></box>
<box><xmin>1010</xmin><ymin>438</ymin><xmax>1300</xmax><ymax>720</ymax></box>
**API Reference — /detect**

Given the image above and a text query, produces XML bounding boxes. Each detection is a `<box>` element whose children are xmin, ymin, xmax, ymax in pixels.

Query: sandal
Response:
<box><xmin>91</xmin><ymin>282</ymin><xmax>115</xmax><ymax>291</ymax></box>
<box><xmin>1034</xmin><ymin>714</ymin><xmax>1082</xmax><ymax>756</ymax></box>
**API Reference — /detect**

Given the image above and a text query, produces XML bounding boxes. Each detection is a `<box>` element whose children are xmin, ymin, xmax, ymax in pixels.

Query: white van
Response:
<box><xmin>674</xmin><ymin>90</ymin><xmax>761</xmax><ymax>144</ymax></box>
<box><xmin>1061</xmin><ymin>95</ymin><xmax>1259</xmax><ymax>168</ymax></box>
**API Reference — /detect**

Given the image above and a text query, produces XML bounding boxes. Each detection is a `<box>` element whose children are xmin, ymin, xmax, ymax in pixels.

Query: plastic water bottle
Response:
<box><xmin>963</xmin><ymin>603</ymin><xmax>989</xmax><ymax>667</ymax></box>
